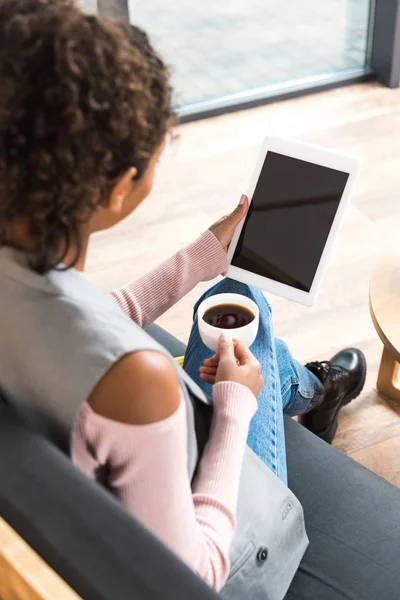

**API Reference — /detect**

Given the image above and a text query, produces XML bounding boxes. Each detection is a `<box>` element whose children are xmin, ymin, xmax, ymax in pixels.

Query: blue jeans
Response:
<box><xmin>183</xmin><ymin>278</ymin><xmax>324</xmax><ymax>486</ymax></box>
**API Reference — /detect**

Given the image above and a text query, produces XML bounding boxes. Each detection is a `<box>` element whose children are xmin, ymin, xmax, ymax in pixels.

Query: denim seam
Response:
<box><xmin>269</xmin><ymin>341</ymin><xmax>278</xmax><ymax>479</ymax></box>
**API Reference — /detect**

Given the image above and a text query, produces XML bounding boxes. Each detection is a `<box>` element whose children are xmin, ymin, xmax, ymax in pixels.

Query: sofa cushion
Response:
<box><xmin>285</xmin><ymin>416</ymin><xmax>400</xmax><ymax>600</ymax></box>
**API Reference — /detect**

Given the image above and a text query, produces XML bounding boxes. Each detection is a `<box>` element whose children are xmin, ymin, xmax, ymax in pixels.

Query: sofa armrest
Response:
<box><xmin>0</xmin><ymin>400</ymin><xmax>219</xmax><ymax>600</ymax></box>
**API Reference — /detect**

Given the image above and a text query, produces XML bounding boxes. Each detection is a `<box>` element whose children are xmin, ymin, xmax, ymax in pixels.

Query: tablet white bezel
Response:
<box><xmin>226</xmin><ymin>136</ymin><xmax>362</xmax><ymax>307</ymax></box>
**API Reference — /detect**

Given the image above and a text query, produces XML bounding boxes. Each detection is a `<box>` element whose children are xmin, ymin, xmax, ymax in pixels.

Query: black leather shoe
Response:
<box><xmin>300</xmin><ymin>348</ymin><xmax>367</xmax><ymax>444</ymax></box>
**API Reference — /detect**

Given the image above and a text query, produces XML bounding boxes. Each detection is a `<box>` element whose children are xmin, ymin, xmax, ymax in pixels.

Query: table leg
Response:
<box><xmin>377</xmin><ymin>346</ymin><xmax>400</xmax><ymax>402</ymax></box>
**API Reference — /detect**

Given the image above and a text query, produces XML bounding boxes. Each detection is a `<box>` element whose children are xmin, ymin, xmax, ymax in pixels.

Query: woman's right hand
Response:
<box><xmin>200</xmin><ymin>333</ymin><xmax>263</xmax><ymax>398</ymax></box>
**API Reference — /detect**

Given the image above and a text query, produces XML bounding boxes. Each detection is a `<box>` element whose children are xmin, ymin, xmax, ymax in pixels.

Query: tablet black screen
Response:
<box><xmin>232</xmin><ymin>151</ymin><xmax>349</xmax><ymax>292</ymax></box>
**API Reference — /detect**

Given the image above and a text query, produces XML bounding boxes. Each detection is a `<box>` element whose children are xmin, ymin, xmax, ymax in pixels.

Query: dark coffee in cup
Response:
<box><xmin>202</xmin><ymin>304</ymin><xmax>255</xmax><ymax>329</ymax></box>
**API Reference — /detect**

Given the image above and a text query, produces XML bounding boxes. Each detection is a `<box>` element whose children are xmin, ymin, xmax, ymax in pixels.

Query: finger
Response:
<box><xmin>224</xmin><ymin>194</ymin><xmax>248</xmax><ymax>227</ymax></box>
<box><xmin>203</xmin><ymin>358</ymin><xmax>218</xmax><ymax>368</ymax></box>
<box><xmin>199</xmin><ymin>366</ymin><xmax>218</xmax><ymax>375</ymax></box>
<box><xmin>234</xmin><ymin>340</ymin><xmax>255</xmax><ymax>364</ymax></box>
<box><xmin>203</xmin><ymin>353</ymin><xmax>219</xmax><ymax>366</ymax></box>
<box><xmin>214</xmin><ymin>215</ymin><xmax>229</xmax><ymax>226</ymax></box>
<box><xmin>218</xmin><ymin>333</ymin><xmax>235</xmax><ymax>362</ymax></box>
<box><xmin>204</xmin><ymin>343</ymin><xmax>238</xmax><ymax>367</ymax></box>
<box><xmin>200</xmin><ymin>373</ymin><xmax>216</xmax><ymax>384</ymax></box>
<box><xmin>200</xmin><ymin>363</ymin><xmax>218</xmax><ymax>371</ymax></box>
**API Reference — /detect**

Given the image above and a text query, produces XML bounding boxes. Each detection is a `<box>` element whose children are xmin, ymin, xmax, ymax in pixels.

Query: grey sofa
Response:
<box><xmin>1</xmin><ymin>324</ymin><xmax>400</xmax><ymax>600</ymax></box>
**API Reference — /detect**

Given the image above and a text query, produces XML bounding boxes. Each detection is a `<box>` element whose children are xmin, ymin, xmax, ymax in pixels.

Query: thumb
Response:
<box><xmin>226</xmin><ymin>194</ymin><xmax>248</xmax><ymax>226</ymax></box>
<box><xmin>218</xmin><ymin>333</ymin><xmax>235</xmax><ymax>362</ymax></box>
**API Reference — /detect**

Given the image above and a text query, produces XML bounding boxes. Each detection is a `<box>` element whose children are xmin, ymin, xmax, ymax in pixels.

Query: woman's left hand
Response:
<box><xmin>208</xmin><ymin>194</ymin><xmax>249</xmax><ymax>252</ymax></box>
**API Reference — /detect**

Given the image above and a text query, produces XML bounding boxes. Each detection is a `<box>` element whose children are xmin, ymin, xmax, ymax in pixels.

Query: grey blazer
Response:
<box><xmin>0</xmin><ymin>247</ymin><xmax>308</xmax><ymax>600</ymax></box>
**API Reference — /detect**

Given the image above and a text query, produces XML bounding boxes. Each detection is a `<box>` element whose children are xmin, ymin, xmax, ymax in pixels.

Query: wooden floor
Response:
<box><xmin>86</xmin><ymin>82</ymin><xmax>400</xmax><ymax>487</ymax></box>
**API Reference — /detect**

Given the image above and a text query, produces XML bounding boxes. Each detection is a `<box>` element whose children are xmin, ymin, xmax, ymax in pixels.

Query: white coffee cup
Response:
<box><xmin>197</xmin><ymin>293</ymin><xmax>259</xmax><ymax>352</ymax></box>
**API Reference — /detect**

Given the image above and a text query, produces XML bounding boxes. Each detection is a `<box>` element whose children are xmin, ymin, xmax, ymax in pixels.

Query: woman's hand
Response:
<box><xmin>208</xmin><ymin>195</ymin><xmax>248</xmax><ymax>252</ymax></box>
<box><xmin>200</xmin><ymin>333</ymin><xmax>263</xmax><ymax>398</ymax></box>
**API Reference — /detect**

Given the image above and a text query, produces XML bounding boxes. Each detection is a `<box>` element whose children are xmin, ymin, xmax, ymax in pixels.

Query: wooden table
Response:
<box><xmin>370</xmin><ymin>243</ymin><xmax>400</xmax><ymax>402</ymax></box>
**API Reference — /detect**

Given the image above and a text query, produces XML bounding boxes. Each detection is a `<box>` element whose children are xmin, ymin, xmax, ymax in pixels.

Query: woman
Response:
<box><xmin>0</xmin><ymin>1</ymin><xmax>366</xmax><ymax>598</ymax></box>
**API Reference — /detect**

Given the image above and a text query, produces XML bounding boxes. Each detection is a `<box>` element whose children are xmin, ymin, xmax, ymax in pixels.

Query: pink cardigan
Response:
<box><xmin>72</xmin><ymin>231</ymin><xmax>257</xmax><ymax>591</ymax></box>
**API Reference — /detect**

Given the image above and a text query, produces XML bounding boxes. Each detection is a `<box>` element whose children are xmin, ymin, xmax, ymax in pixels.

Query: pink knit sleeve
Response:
<box><xmin>72</xmin><ymin>381</ymin><xmax>257</xmax><ymax>591</ymax></box>
<box><xmin>107</xmin><ymin>230</ymin><xmax>227</xmax><ymax>328</ymax></box>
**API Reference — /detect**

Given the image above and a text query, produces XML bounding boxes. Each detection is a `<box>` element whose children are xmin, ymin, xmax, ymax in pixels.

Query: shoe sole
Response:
<box><xmin>322</xmin><ymin>349</ymin><xmax>367</xmax><ymax>444</ymax></box>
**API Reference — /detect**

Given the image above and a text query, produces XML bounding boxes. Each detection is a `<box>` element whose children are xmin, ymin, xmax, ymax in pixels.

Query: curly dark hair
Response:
<box><xmin>0</xmin><ymin>0</ymin><xmax>173</xmax><ymax>273</ymax></box>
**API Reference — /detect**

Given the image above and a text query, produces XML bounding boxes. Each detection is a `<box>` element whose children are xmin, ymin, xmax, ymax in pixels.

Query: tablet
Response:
<box><xmin>226</xmin><ymin>136</ymin><xmax>361</xmax><ymax>306</ymax></box>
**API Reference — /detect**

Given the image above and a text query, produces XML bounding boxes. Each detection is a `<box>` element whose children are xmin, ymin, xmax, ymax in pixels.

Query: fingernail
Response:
<box><xmin>221</xmin><ymin>332</ymin><xmax>231</xmax><ymax>342</ymax></box>
<box><xmin>239</xmin><ymin>194</ymin><xmax>246</xmax><ymax>205</ymax></box>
